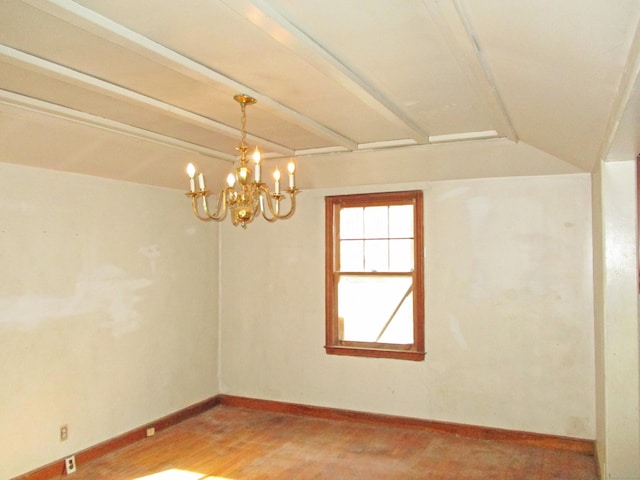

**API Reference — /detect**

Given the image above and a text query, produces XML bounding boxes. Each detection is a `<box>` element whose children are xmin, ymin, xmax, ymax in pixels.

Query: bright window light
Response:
<box><xmin>133</xmin><ymin>469</ymin><xmax>233</xmax><ymax>480</ymax></box>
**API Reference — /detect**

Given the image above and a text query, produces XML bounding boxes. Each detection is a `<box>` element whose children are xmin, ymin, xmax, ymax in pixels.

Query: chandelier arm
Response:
<box><xmin>275</xmin><ymin>193</ymin><xmax>297</xmax><ymax>220</ymax></box>
<box><xmin>188</xmin><ymin>194</ymin><xmax>216</xmax><ymax>222</ymax></box>
<box><xmin>255</xmin><ymin>186</ymin><xmax>277</xmax><ymax>223</ymax></box>
<box><xmin>201</xmin><ymin>189</ymin><xmax>228</xmax><ymax>221</ymax></box>
<box><xmin>258</xmin><ymin>185</ymin><xmax>298</xmax><ymax>221</ymax></box>
<box><xmin>258</xmin><ymin>185</ymin><xmax>281</xmax><ymax>222</ymax></box>
<box><xmin>261</xmin><ymin>206</ymin><xmax>280</xmax><ymax>223</ymax></box>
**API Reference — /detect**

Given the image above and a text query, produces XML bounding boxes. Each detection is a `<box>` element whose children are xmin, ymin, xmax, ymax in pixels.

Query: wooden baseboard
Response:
<box><xmin>217</xmin><ymin>394</ymin><xmax>594</xmax><ymax>455</ymax></box>
<box><xmin>15</xmin><ymin>393</ymin><xmax>594</xmax><ymax>479</ymax></box>
<box><xmin>13</xmin><ymin>396</ymin><xmax>221</xmax><ymax>480</ymax></box>
<box><xmin>594</xmin><ymin>443</ymin><xmax>603</xmax><ymax>479</ymax></box>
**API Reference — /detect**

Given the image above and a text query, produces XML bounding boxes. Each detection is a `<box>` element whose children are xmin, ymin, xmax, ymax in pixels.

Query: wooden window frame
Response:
<box><xmin>324</xmin><ymin>190</ymin><xmax>425</xmax><ymax>361</ymax></box>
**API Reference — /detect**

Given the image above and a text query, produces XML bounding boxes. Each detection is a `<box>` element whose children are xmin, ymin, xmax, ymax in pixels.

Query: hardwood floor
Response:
<box><xmin>51</xmin><ymin>405</ymin><xmax>597</xmax><ymax>480</ymax></box>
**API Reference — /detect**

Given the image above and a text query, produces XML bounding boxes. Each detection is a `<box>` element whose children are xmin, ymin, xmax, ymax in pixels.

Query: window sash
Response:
<box><xmin>339</xmin><ymin>238</ymin><xmax>415</xmax><ymax>272</ymax></box>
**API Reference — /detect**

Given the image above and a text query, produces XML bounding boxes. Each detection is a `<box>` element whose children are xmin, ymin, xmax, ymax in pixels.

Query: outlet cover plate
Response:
<box><xmin>64</xmin><ymin>455</ymin><xmax>76</xmax><ymax>474</ymax></box>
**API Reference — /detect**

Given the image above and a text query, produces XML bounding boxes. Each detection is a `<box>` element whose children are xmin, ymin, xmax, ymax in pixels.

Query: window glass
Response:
<box><xmin>340</xmin><ymin>207</ymin><xmax>363</xmax><ymax>239</ymax></box>
<box><xmin>338</xmin><ymin>275</ymin><xmax>414</xmax><ymax>344</ymax></box>
<box><xmin>364</xmin><ymin>206</ymin><xmax>388</xmax><ymax>238</ymax></box>
<box><xmin>389</xmin><ymin>239</ymin><xmax>414</xmax><ymax>271</ymax></box>
<box><xmin>364</xmin><ymin>239</ymin><xmax>388</xmax><ymax>272</ymax></box>
<box><xmin>340</xmin><ymin>239</ymin><xmax>364</xmax><ymax>271</ymax></box>
<box><xmin>389</xmin><ymin>205</ymin><xmax>413</xmax><ymax>238</ymax></box>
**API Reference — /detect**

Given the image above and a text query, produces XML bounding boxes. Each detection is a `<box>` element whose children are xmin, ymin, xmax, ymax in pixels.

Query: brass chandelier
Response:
<box><xmin>186</xmin><ymin>94</ymin><xmax>299</xmax><ymax>228</ymax></box>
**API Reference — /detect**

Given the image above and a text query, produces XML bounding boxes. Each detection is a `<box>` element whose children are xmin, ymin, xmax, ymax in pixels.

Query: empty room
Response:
<box><xmin>1</xmin><ymin>1</ymin><xmax>639</xmax><ymax>479</ymax></box>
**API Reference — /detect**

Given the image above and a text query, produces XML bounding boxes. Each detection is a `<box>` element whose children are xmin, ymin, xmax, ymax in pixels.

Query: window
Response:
<box><xmin>325</xmin><ymin>191</ymin><xmax>425</xmax><ymax>361</ymax></box>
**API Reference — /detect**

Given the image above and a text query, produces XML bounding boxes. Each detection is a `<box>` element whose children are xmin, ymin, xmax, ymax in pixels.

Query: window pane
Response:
<box><xmin>364</xmin><ymin>206</ymin><xmax>388</xmax><ymax>238</ymax></box>
<box><xmin>389</xmin><ymin>205</ymin><xmax>413</xmax><ymax>238</ymax></box>
<box><xmin>364</xmin><ymin>239</ymin><xmax>388</xmax><ymax>272</ymax></box>
<box><xmin>340</xmin><ymin>240</ymin><xmax>364</xmax><ymax>271</ymax></box>
<box><xmin>340</xmin><ymin>207</ymin><xmax>363</xmax><ymax>239</ymax></box>
<box><xmin>337</xmin><ymin>275</ymin><xmax>413</xmax><ymax>344</ymax></box>
<box><xmin>389</xmin><ymin>239</ymin><xmax>414</xmax><ymax>271</ymax></box>
<box><xmin>378</xmin><ymin>292</ymin><xmax>413</xmax><ymax>344</ymax></box>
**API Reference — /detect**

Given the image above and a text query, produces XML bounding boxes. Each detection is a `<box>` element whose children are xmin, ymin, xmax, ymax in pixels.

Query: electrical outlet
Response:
<box><xmin>64</xmin><ymin>455</ymin><xmax>76</xmax><ymax>474</ymax></box>
<box><xmin>146</xmin><ymin>427</ymin><xmax>155</xmax><ymax>437</ymax></box>
<box><xmin>60</xmin><ymin>425</ymin><xmax>68</xmax><ymax>442</ymax></box>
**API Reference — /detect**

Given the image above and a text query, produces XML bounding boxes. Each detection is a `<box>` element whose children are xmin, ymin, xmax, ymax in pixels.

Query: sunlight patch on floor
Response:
<box><xmin>133</xmin><ymin>469</ymin><xmax>233</xmax><ymax>480</ymax></box>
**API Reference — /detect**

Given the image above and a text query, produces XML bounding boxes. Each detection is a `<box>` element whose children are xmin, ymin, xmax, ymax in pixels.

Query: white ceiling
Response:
<box><xmin>0</xmin><ymin>0</ymin><xmax>639</xmax><ymax>190</ymax></box>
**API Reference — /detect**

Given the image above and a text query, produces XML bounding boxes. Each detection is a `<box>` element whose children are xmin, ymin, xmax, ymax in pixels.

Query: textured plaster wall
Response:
<box><xmin>594</xmin><ymin>160</ymin><xmax>640</xmax><ymax>479</ymax></box>
<box><xmin>219</xmin><ymin>173</ymin><xmax>595</xmax><ymax>439</ymax></box>
<box><xmin>0</xmin><ymin>163</ymin><xmax>220</xmax><ymax>480</ymax></box>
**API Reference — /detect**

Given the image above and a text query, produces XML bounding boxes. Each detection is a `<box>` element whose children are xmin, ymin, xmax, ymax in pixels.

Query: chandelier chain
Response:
<box><xmin>239</xmin><ymin>101</ymin><xmax>248</xmax><ymax>152</ymax></box>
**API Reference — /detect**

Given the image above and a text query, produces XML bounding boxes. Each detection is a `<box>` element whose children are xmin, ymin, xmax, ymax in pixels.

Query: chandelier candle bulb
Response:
<box><xmin>287</xmin><ymin>160</ymin><xmax>296</xmax><ymax>189</ymax></box>
<box><xmin>253</xmin><ymin>147</ymin><xmax>261</xmax><ymax>182</ymax></box>
<box><xmin>274</xmin><ymin>167</ymin><xmax>281</xmax><ymax>194</ymax></box>
<box><xmin>197</xmin><ymin>173</ymin><xmax>205</xmax><ymax>191</ymax></box>
<box><xmin>187</xmin><ymin>163</ymin><xmax>196</xmax><ymax>192</ymax></box>
<box><xmin>226</xmin><ymin>172</ymin><xmax>235</xmax><ymax>187</ymax></box>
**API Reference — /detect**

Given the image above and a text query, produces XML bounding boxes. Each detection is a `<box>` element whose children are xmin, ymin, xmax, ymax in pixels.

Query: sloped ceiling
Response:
<box><xmin>0</xmin><ymin>0</ymin><xmax>639</xmax><ymax>190</ymax></box>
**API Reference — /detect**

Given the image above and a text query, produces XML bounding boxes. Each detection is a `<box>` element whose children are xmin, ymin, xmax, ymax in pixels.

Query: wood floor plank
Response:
<box><xmin>43</xmin><ymin>405</ymin><xmax>597</xmax><ymax>480</ymax></box>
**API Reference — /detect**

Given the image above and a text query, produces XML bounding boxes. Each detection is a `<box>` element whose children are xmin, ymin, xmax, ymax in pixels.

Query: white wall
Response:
<box><xmin>0</xmin><ymin>163</ymin><xmax>220</xmax><ymax>480</ymax></box>
<box><xmin>593</xmin><ymin>160</ymin><xmax>640</xmax><ymax>479</ymax></box>
<box><xmin>219</xmin><ymin>173</ymin><xmax>595</xmax><ymax>439</ymax></box>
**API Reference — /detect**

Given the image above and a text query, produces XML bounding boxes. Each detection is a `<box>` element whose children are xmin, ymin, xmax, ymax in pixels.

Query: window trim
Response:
<box><xmin>324</xmin><ymin>190</ymin><xmax>425</xmax><ymax>361</ymax></box>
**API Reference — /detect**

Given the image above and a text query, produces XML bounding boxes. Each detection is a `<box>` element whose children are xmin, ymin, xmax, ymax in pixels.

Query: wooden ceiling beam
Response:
<box><xmin>420</xmin><ymin>0</ymin><xmax>518</xmax><ymax>143</ymax></box>
<box><xmin>222</xmin><ymin>0</ymin><xmax>429</xmax><ymax>145</ymax></box>
<box><xmin>20</xmin><ymin>0</ymin><xmax>356</xmax><ymax>152</ymax></box>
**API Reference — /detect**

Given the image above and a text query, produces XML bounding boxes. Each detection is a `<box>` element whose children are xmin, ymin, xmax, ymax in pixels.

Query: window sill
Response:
<box><xmin>324</xmin><ymin>345</ymin><xmax>425</xmax><ymax>361</ymax></box>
